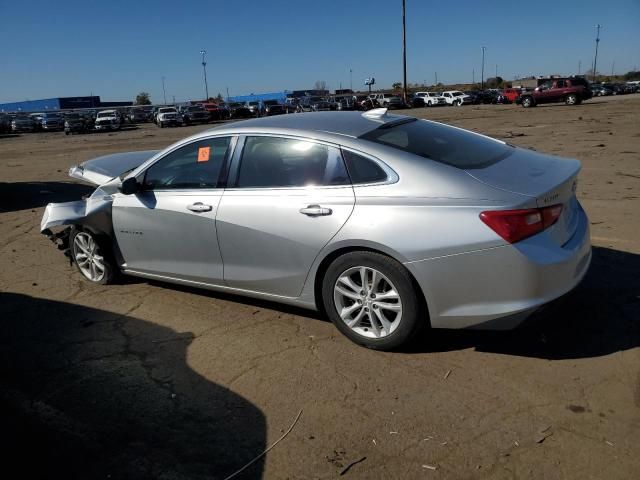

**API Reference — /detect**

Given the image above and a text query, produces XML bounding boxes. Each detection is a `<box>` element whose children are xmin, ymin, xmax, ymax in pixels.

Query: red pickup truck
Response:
<box><xmin>518</xmin><ymin>77</ymin><xmax>592</xmax><ymax>107</ymax></box>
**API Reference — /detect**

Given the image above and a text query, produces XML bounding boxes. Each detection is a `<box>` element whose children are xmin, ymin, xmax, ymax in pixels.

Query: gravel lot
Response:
<box><xmin>1</xmin><ymin>95</ymin><xmax>639</xmax><ymax>479</ymax></box>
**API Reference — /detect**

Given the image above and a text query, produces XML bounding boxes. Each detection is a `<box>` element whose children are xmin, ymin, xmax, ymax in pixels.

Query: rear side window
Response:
<box><xmin>360</xmin><ymin>119</ymin><xmax>513</xmax><ymax>169</ymax></box>
<box><xmin>342</xmin><ymin>150</ymin><xmax>388</xmax><ymax>184</ymax></box>
<box><xmin>236</xmin><ymin>137</ymin><xmax>350</xmax><ymax>188</ymax></box>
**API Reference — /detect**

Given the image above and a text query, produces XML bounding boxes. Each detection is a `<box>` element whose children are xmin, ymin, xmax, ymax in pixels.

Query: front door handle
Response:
<box><xmin>187</xmin><ymin>202</ymin><xmax>212</xmax><ymax>212</ymax></box>
<box><xmin>299</xmin><ymin>204</ymin><xmax>332</xmax><ymax>216</ymax></box>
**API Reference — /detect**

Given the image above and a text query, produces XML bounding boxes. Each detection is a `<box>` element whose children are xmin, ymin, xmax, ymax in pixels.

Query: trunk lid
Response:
<box><xmin>69</xmin><ymin>150</ymin><xmax>159</xmax><ymax>186</ymax></box>
<box><xmin>466</xmin><ymin>147</ymin><xmax>582</xmax><ymax>246</ymax></box>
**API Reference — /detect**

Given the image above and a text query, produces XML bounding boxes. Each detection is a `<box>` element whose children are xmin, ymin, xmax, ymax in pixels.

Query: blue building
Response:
<box><xmin>227</xmin><ymin>91</ymin><xmax>289</xmax><ymax>104</ymax></box>
<box><xmin>0</xmin><ymin>96</ymin><xmax>131</xmax><ymax>113</ymax></box>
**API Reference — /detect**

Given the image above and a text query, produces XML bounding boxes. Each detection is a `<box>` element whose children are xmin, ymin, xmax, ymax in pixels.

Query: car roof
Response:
<box><xmin>202</xmin><ymin>111</ymin><xmax>408</xmax><ymax>139</ymax></box>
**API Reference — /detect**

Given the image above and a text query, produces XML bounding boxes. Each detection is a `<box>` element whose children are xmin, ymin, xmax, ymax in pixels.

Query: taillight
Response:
<box><xmin>480</xmin><ymin>204</ymin><xmax>563</xmax><ymax>243</ymax></box>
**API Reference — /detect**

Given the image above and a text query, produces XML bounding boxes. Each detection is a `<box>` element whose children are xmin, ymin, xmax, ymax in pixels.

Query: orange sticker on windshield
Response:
<box><xmin>197</xmin><ymin>146</ymin><xmax>210</xmax><ymax>162</ymax></box>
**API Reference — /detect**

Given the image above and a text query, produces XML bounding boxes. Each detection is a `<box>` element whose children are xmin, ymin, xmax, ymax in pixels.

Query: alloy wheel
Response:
<box><xmin>72</xmin><ymin>232</ymin><xmax>105</xmax><ymax>282</ymax></box>
<box><xmin>333</xmin><ymin>266</ymin><xmax>403</xmax><ymax>338</ymax></box>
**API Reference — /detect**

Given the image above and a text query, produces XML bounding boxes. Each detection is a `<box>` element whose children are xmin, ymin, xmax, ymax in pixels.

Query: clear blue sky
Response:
<box><xmin>1</xmin><ymin>0</ymin><xmax>639</xmax><ymax>103</ymax></box>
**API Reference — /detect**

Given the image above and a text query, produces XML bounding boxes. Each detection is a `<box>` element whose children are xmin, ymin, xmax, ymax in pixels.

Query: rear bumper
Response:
<box><xmin>406</xmin><ymin>203</ymin><xmax>591</xmax><ymax>330</ymax></box>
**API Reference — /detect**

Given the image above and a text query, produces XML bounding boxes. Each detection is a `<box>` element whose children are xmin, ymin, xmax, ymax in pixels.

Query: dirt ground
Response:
<box><xmin>1</xmin><ymin>95</ymin><xmax>639</xmax><ymax>479</ymax></box>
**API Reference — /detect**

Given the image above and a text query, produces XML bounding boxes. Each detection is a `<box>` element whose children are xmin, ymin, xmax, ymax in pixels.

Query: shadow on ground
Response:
<box><xmin>0</xmin><ymin>293</ymin><xmax>266</xmax><ymax>480</ymax></box>
<box><xmin>0</xmin><ymin>181</ymin><xmax>93</xmax><ymax>213</ymax></box>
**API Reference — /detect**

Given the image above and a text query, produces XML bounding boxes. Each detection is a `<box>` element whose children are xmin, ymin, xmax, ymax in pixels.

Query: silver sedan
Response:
<box><xmin>41</xmin><ymin>109</ymin><xmax>591</xmax><ymax>350</ymax></box>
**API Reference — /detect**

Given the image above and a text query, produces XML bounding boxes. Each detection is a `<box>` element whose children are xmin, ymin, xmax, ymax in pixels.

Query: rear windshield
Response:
<box><xmin>360</xmin><ymin>119</ymin><xmax>513</xmax><ymax>169</ymax></box>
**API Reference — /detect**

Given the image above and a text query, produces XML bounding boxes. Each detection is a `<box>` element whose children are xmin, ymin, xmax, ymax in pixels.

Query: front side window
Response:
<box><xmin>236</xmin><ymin>137</ymin><xmax>349</xmax><ymax>188</ymax></box>
<box><xmin>143</xmin><ymin>137</ymin><xmax>231</xmax><ymax>190</ymax></box>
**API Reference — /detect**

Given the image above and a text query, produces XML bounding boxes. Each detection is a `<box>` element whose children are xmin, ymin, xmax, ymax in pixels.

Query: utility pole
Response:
<box><xmin>578</xmin><ymin>60</ymin><xmax>581</xmax><ymax>75</ymax></box>
<box><xmin>161</xmin><ymin>76</ymin><xmax>167</xmax><ymax>104</ymax></box>
<box><xmin>592</xmin><ymin>24</ymin><xmax>602</xmax><ymax>82</ymax></box>
<box><xmin>226</xmin><ymin>86</ymin><xmax>230</xmax><ymax>102</ymax></box>
<box><xmin>172</xmin><ymin>95</ymin><xmax>175</xmax><ymax>104</ymax></box>
<box><xmin>200</xmin><ymin>50</ymin><xmax>209</xmax><ymax>100</ymax></box>
<box><xmin>435</xmin><ymin>72</ymin><xmax>438</xmax><ymax>86</ymax></box>
<box><xmin>481</xmin><ymin>46</ymin><xmax>486</xmax><ymax>90</ymax></box>
<box><xmin>401</xmin><ymin>0</ymin><xmax>408</xmax><ymax>104</ymax></box>
<box><xmin>472</xmin><ymin>69</ymin><xmax>475</xmax><ymax>85</ymax></box>
<box><xmin>350</xmin><ymin>68</ymin><xmax>353</xmax><ymax>91</ymax></box>
<box><xmin>611</xmin><ymin>60</ymin><xmax>615</xmax><ymax>76</ymax></box>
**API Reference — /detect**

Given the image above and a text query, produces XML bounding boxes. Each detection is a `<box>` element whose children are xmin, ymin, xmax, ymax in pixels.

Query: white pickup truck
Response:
<box><xmin>415</xmin><ymin>91</ymin><xmax>446</xmax><ymax>107</ymax></box>
<box><xmin>94</xmin><ymin>110</ymin><xmax>121</xmax><ymax>131</ymax></box>
<box><xmin>442</xmin><ymin>91</ymin><xmax>473</xmax><ymax>106</ymax></box>
<box><xmin>156</xmin><ymin>107</ymin><xmax>183</xmax><ymax>128</ymax></box>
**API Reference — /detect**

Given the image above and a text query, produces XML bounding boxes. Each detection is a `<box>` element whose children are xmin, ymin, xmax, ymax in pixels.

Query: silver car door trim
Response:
<box><xmin>121</xmin><ymin>268</ymin><xmax>317</xmax><ymax>309</ymax></box>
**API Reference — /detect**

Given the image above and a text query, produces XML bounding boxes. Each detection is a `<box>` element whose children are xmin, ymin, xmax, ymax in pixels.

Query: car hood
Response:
<box><xmin>69</xmin><ymin>150</ymin><xmax>160</xmax><ymax>186</ymax></box>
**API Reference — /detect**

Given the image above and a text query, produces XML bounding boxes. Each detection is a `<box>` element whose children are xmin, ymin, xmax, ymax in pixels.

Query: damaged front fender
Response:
<box><xmin>40</xmin><ymin>188</ymin><xmax>114</xmax><ymax>233</ymax></box>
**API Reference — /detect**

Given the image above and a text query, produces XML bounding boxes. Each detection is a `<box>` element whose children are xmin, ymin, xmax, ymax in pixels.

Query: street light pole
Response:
<box><xmin>481</xmin><ymin>46</ymin><xmax>486</xmax><ymax>90</ymax></box>
<box><xmin>401</xmin><ymin>0</ymin><xmax>408</xmax><ymax>104</ymax></box>
<box><xmin>472</xmin><ymin>68</ymin><xmax>475</xmax><ymax>85</ymax></box>
<box><xmin>161</xmin><ymin>76</ymin><xmax>167</xmax><ymax>104</ymax></box>
<box><xmin>578</xmin><ymin>60</ymin><xmax>581</xmax><ymax>75</ymax></box>
<box><xmin>350</xmin><ymin>68</ymin><xmax>353</xmax><ymax>91</ymax></box>
<box><xmin>200</xmin><ymin>49</ymin><xmax>209</xmax><ymax>101</ymax></box>
<box><xmin>592</xmin><ymin>24</ymin><xmax>602</xmax><ymax>82</ymax></box>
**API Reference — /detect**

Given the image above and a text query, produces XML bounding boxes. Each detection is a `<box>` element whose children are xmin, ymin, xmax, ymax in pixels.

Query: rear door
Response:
<box><xmin>112</xmin><ymin>136</ymin><xmax>235</xmax><ymax>283</ymax></box>
<box><xmin>217</xmin><ymin>135</ymin><xmax>355</xmax><ymax>297</ymax></box>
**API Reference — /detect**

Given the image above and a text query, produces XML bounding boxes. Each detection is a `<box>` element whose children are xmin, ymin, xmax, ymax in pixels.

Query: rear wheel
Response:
<box><xmin>521</xmin><ymin>96</ymin><xmax>535</xmax><ymax>108</ymax></box>
<box><xmin>322</xmin><ymin>251</ymin><xmax>424</xmax><ymax>350</ymax></box>
<box><xmin>70</xmin><ymin>229</ymin><xmax>116</xmax><ymax>285</ymax></box>
<box><xmin>565</xmin><ymin>94</ymin><xmax>578</xmax><ymax>105</ymax></box>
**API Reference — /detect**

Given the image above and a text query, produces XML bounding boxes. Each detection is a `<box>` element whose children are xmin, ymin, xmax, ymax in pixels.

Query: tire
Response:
<box><xmin>521</xmin><ymin>96</ymin><xmax>535</xmax><ymax>108</ymax></box>
<box><xmin>322</xmin><ymin>251</ymin><xmax>425</xmax><ymax>350</ymax></box>
<box><xmin>69</xmin><ymin>228</ymin><xmax>116</xmax><ymax>285</ymax></box>
<box><xmin>455</xmin><ymin>99</ymin><xmax>463</xmax><ymax>107</ymax></box>
<box><xmin>565</xmin><ymin>94</ymin><xmax>578</xmax><ymax>105</ymax></box>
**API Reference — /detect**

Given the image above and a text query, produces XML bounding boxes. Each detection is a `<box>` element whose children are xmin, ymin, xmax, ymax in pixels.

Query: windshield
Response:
<box><xmin>187</xmin><ymin>106</ymin><xmax>204</xmax><ymax>111</ymax></box>
<box><xmin>159</xmin><ymin>108</ymin><xmax>175</xmax><ymax>113</ymax></box>
<box><xmin>452</xmin><ymin>91</ymin><xmax>464</xmax><ymax>96</ymax></box>
<box><xmin>360</xmin><ymin>119</ymin><xmax>513</xmax><ymax>169</ymax></box>
<box><xmin>65</xmin><ymin>114</ymin><xmax>81</xmax><ymax>119</ymax></box>
<box><xmin>97</xmin><ymin>112</ymin><xmax>113</xmax><ymax>118</ymax></box>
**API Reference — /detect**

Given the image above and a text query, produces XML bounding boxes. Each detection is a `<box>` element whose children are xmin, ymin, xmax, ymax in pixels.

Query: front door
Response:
<box><xmin>112</xmin><ymin>136</ymin><xmax>234</xmax><ymax>283</ymax></box>
<box><xmin>216</xmin><ymin>135</ymin><xmax>355</xmax><ymax>297</ymax></box>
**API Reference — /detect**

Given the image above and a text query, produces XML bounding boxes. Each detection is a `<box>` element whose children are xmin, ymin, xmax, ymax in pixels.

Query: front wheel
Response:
<box><xmin>322</xmin><ymin>251</ymin><xmax>424</xmax><ymax>350</ymax></box>
<box><xmin>565</xmin><ymin>94</ymin><xmax>578</xmax><ymax>105</ymax></box>
<box><xmin>70</xmin><ymin>229</ymin><xmax>116</xmax><ymax>284</ymax></box>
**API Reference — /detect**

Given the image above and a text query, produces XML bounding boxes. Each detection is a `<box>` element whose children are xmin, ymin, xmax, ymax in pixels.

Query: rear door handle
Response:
<box><xmin>299</xmin><ymin>204</ymin><xmax>332</xmax><ymax>216</ymax></box>
<box><xmin>187</xmin><ymin>202</ymin><xmax>212</xmax><ymax>212</ymax></box>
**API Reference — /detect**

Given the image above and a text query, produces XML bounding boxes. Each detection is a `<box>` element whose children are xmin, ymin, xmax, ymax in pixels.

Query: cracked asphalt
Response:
<box><xmin>1</xmin><ymin>95</ymin><xmax>639</xmax><ymax>479</ymax></box>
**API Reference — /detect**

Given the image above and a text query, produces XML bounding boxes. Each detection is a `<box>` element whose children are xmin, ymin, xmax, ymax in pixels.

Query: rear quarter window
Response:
<box><xmin>342</xmin><ymin>150</ymin><xmax>388</xmax><ymax>184</ymax></box>
<box><xmin>360</xmin><ymin>119</ymin><xmax>513</xmax><ymax>169</ymax></box>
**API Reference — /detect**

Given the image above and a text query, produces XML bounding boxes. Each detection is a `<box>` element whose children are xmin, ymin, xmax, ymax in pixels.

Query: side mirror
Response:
<box><xmin>119</xmin><ymin>176</ymin><xmax>139</xmax><ymax>195</ymax></box>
